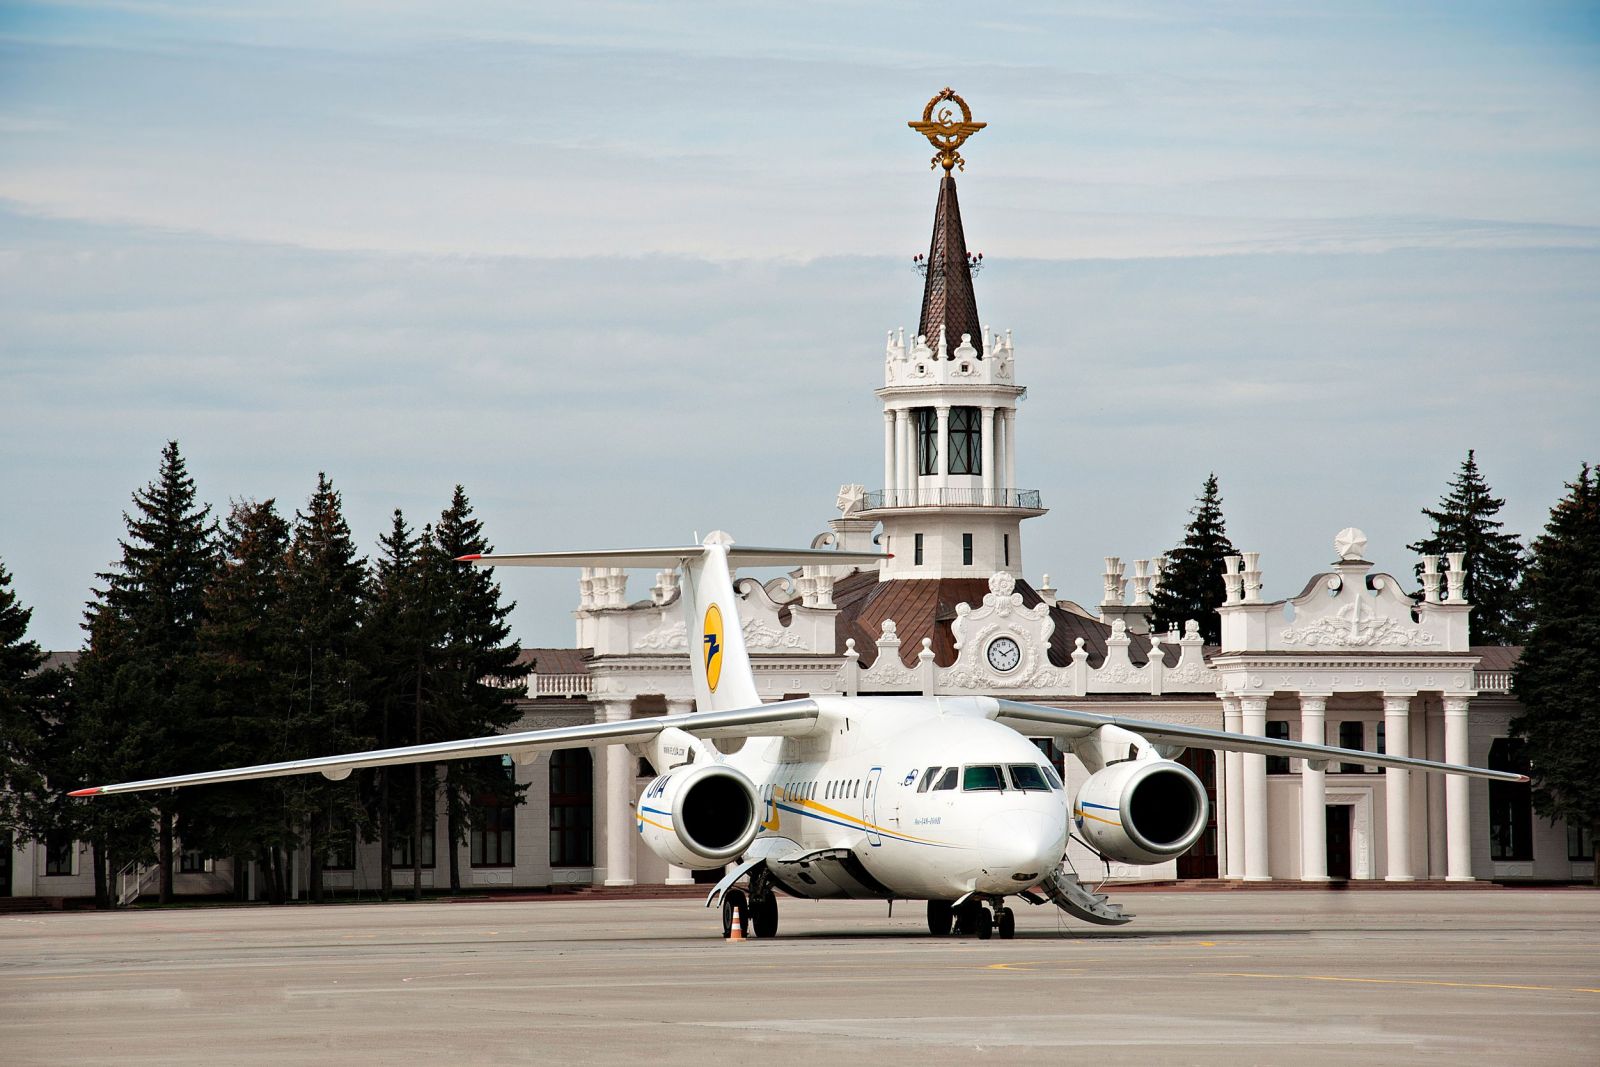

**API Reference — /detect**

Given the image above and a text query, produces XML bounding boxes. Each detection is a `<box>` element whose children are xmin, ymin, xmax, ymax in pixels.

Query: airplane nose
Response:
<box><xmin>980</xmin><ymin>811</ymin><xmax>1057</xmax><ymax>883</ymax></box>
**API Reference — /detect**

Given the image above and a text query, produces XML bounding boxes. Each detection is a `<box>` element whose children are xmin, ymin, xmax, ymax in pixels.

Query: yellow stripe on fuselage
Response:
<box><xmin>773</xmin><ymin>787</ymin><xmax>951</xmax><ymax>847</ymax></box>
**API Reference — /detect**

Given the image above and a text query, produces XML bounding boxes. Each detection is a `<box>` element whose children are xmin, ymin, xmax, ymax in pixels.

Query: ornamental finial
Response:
<box><xmin>908</xmin><ymin>87</ymin><xmax>986</xmax><ymax>173</ymax></box>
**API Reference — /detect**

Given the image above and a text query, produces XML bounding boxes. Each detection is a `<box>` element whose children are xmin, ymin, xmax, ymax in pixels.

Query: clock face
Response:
<box><xmin>986</xmin><ymin>636</ymin><xmax>1021</xmax><ymax>673</ymax></box>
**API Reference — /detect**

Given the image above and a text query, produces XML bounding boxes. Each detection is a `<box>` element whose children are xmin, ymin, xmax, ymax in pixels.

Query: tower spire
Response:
<box><xmin>909</xmin><ymin>89</ymin><xmax>985</xmax><ymax>359</ymax></box>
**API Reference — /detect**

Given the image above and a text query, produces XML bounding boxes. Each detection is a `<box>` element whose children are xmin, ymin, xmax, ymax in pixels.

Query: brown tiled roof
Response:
<box><xmin>917</xmin><ymin>174</ymin><xmax>982</xmax><ymax>356</ymax></box>
<box><xmin>833</xmin><ymin>572</ymin><xmax>1174</xmax><ymax>670</ymax></box>
<box><xmin>1471</xmin><ymin>646</ymin><xmax>1522</xmax><ymax>671</ymax></box>
<box><xmin>515</xmin><ymin>647</ymin><xmax>593</xmax><ymax>676</ymax></box>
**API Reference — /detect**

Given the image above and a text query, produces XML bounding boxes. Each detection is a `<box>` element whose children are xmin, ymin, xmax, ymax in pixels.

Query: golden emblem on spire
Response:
<box><xmin>908</xmin><ymin>87</ymin><xmax>986</xmax><ymax>173</ymax></box>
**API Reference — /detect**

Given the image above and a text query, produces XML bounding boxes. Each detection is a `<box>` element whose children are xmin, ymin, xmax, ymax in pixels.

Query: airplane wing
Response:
<box><xmin>990</xmin><ymin>698</ymin><xmax>1527</xmax><ymax>783</ymax></box>
<box><xmin>461</xmin><ymin>545</ymin><xmax>887</xmax><ymax>569</ymax></box>
<box><xmin>69</xmin><ymin>698</ymin><xmax>820</xmax><ymax>798</ymax></box>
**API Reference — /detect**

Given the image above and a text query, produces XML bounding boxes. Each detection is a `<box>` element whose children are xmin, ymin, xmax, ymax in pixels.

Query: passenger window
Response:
<box><xmin>933</xmin><ymin>767</ymin><xmax>958</xmax><ymax>791</ymax></box>
<box><xmin>963</xmin><ymin>765</ymin><xmax>1004</xmax><ymax>791</ymax></box>
<box><xmin>1040</xmin><ymin>764</ymin><xmax>1063</xmax><ymax>790</ymax></box>
<box><xmin>1007</xmin><ymin>764</ymin><xmax>1049</xmax><ymax>791</ymax></box>
<box><xmin>917</xmin><ymin>766</ymin><xmax>941</xmax><ymax>793</ymax></box>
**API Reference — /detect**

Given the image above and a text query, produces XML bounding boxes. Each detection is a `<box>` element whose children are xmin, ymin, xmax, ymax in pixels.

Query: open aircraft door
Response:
<box><xmin>864</xmin><ymin>767</ymin><xmax>882</xmax><ymax>847</ymax></box>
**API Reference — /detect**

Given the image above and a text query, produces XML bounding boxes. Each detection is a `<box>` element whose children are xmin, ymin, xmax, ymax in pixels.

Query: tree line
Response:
<box><xmin>0</xmin><ymin>442</ymin><xmax>530</xmax><ymax>907</ymax></box>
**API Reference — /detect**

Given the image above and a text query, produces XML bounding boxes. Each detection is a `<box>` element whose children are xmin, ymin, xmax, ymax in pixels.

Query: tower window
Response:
<box><xmin>916</xmin><ymin>408</ymin><xmax>937</xmax><ymax>477</ymax></box>
<box><xmin>948</xmin><ymin>407</ymin><xmax>981</xmax><ymax>475</ymax></box>
<box><xmin>914</xmin><ymin>533</ymin><xmax>924</xmax><ymax>566</ymax></box>
<box><xmin>1003</xmin><ymin>534</ymin><xmax>1010</xmax><ymax>566</ymax></box>
<box><xmin>962</xmin><ymin>533</ymin><xmax>973</xmax><ymax>566</ymax></box>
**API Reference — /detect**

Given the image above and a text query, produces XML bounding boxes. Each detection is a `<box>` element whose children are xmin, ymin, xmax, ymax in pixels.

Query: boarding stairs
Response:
<box><xmin>1032</xmin><ymin>863</ymin><xmax>1133</xmax><ymax>926</ymax></box>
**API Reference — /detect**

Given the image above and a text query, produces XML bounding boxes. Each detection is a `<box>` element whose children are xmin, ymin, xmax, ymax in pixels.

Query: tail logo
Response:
<box><xmin>703</xmin><ymin>604</ymin><xmax>724</xmax><ymax>693</ymax></box>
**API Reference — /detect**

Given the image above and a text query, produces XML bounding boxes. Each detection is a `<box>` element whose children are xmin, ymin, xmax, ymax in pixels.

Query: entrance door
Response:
<box><xmin>0</xmin><ymin>830</ymin><xmax>10</xmax><ymax>896</ymax></box>
<box><xmin>863</xmin><ymin>768</ymin><xmax>882</xmax><ymax>847</ymax></box>
<box><xmin>1326</xmin><ymin>805</ymin><xmax>1352</xmax><ymax>880</ymax></box>
<box><xmin>1176</xmin><ymin>748</ymin><xmax>1218</xmax><ymax>879</ymax></box>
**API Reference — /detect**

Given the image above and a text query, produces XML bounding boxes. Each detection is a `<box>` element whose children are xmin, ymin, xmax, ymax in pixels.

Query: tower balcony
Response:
<box><xmin>860</xmin><ymin>487</ymin><xmax>1043</xmax><ymax>512</ymax></box>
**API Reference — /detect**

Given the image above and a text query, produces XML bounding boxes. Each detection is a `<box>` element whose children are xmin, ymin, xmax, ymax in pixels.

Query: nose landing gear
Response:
<box><xmin>936</xmin><ymin>897</ymin><xmax>1014</xmax><ymax>940</ymax></box>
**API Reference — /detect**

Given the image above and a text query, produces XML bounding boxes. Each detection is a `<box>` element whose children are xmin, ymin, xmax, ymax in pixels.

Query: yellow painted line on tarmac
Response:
<box><xmin>1206</xmin><ymin>972</ymin><xmax>1600</xmax><ymax>995</ymax></box>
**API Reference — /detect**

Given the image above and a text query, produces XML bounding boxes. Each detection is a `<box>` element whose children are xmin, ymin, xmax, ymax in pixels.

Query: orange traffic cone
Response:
<box><xmin>729</xmin><ymin>906</ymin><xmax>745</xmax><ymax>942</ymax></box>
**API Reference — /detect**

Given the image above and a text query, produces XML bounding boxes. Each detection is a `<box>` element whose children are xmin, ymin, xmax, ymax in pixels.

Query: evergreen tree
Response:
<box><xmin>283</xmin><ymin>473</ymin><xmax>372</xmax><ymax>903</ymax></box>
<box><xmin>1407</xmin><ymin>450</ymin><xmax>1528</xmax><ymax>644</ymax></box>
<box><xmin>1149</xmin><ymin>473</ymin><xmax>1237</xmax><ymax>645</ymax></box>
<box><xmin>1511</xmin><ymin>463</ymin><xmax>1600</xmax><ymax>886</ymax></box>
<box><xmin>73</xmin><ymin>441</ymin><xmax>218</xmax><ymax>902</ymax></box>
<box><xmin>429</xmin><ymin>486</ymin><xmax>530</xmax><ymax>893</ymax></box>
<box><xmin>188</xmin><ymin>500</ymin><xmax>302</xmax><ymax>903</ymax></box>
<box><xmin>0</xmin><ymin>556</ymin><xmax>66</xmax><ymax>842</ymax></box>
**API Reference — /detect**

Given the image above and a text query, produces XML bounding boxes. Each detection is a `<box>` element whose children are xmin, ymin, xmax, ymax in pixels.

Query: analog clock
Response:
<box><xmin>986</xmin><ymin>636</ymin><xmax>1021</xmax><ymax>673</ymax></box>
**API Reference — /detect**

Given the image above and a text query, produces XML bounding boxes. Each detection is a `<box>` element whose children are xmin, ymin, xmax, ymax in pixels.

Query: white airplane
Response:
<box><xmin>72</xmin><ymin>532</ymin><xmax>1527</xmax><ymax>940</ymax></box>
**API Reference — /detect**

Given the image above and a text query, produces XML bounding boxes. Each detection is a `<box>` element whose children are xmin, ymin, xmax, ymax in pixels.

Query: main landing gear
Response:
<box><xmin>721</xmin><ymin>883</ymin><xmax>779</xmax><ymax>939</ymax></box>
<box><xmin>928</xmin><ymin>897</ymin><xmax>1015</xmax><ymax>940</ymax></box>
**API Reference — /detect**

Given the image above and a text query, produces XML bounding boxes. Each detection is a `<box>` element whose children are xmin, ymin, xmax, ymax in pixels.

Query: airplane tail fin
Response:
<box><xmin>462</xmin><ymin>531</ymin><xmax>885</xmax><ymax>713</ymax></box>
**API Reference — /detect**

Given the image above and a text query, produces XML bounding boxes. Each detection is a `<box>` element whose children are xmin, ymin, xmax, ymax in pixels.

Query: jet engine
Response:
<box><xmin>635</xmin><ymin>763</ymin><xmax>760</xmax><ymax>870</ymax></box>
<box><xmin>1073</xmin><ymin>759</ymin><xmax>1208</xmax><ymax>866</ymax></box>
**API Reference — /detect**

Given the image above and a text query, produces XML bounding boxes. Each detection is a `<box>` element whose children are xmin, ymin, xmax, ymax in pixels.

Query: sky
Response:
<box><xmin>2</xmin><ymin>1</ymin><xmax>1597</xmax><ymax>651</ymax></box>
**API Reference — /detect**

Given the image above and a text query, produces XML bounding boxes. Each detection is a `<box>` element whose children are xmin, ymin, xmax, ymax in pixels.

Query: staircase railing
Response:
<box><xmin>116</xmin><ymin>862</ymin><xmax>162</xmax><ymax>908</ymax></box>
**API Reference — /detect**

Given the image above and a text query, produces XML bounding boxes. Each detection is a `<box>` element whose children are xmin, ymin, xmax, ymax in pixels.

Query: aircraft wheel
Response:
<box><xmin>996</xmin><ymin>907</ymin><xmax>1016</xmax><ymax>940</ymax></box>
<box><xmin>926</xmin><ymin>900</ymin><xmax>954</xmax><ymax>936</ymax></box>
<box><xmin>721</xmin><ymin>888</ymin><xmax>749</xmax><ymax>939</ymax></box>
<box><xmin>975</xmin><ymin>907</ymin><xmax>994</xmax><ymax>940</ymax></box>
<box><xmin>752</xmin><ymin>893</ymin><xmax>779</xmax><ymax>938</ymax></box>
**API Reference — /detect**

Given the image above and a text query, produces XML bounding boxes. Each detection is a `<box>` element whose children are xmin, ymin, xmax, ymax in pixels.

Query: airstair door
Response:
<box><xmin>864</xmin><ymin>767</ymin><xmax>882</xmax><ymax>847</ymax></box>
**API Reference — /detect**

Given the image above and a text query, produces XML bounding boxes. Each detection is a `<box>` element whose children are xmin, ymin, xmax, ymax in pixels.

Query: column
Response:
<box><xmin>981</xmin><ymin>406</ymin><xmax>997</xmax><ymax>497</ymax></box>
<box><xmin>895</xmin><ymin>409</ymin><xmax>912</xmax><ymax>505</ymax></box>
<box><xmin>1240</xmin><ymin>695</ymin><xmax>1270</xmax><ymax>880</ymax></box>
<box><xmin>935</xmin><ymin>405</ymin><xmax>950</xmax><ymax>499</ymax></box>
<box><xmin>663</xmin><ymin>698</ymin><xmax>695</xmax><ymax>886</ymax></box>
<box><xmin>1425</xmin><ymin>701</ymin><xmax>1446</xmax><ymax>877</ymax></box>
<box><xmin>882</xmin><ymin>411</ymin><xmax>895</xmax><ymax>498</ymax></box>
<box><xmin>1383</xmin><ymin>693</ymin><xmax>1414</xmax><ymax>881</ymax></box>
<box><xmin>1299</xmin><ymin>694</ymin><xmax>1329</xmax><ymax>881</ymax></box>
<box><xmin>1222</xmin><ymin>695</ymin><xmax>1245</xmax><ymax>879</ymax></box>
<box><xmin>1443</xmin><ymin>695</ymin><xmax>1474</xmax><ymax>881</ymax></box>
<box><xmin>1002</xmin><ymin>407</ymin><xmax>1016</xmax><ymax>493</ymax></box>
<box><xmin>598</xmin><ymin>702</ymin><xmax>636</xmax><ymax>887</ymax></box>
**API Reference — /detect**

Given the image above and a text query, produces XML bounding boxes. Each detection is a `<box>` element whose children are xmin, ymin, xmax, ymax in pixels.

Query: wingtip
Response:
<box><xmin>68</xmin><ymin>786</ymin><xmax>102</xmax><ymax>797</ymax></box>
<box><xmin>455</xmin><ymin>553</ymin><xmax>482</xmax><ymax>563</ymax></box>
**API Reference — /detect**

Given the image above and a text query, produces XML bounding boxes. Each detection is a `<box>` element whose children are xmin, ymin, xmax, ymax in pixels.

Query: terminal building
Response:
<box><xmin>4</xmin><ymin>105</ymin><xmax>1590</xmax><ymax>904</ymax></box>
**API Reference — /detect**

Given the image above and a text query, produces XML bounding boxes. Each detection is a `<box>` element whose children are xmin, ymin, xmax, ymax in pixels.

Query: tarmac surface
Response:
<box><xmin>2</xmin><ymin>889</ymin><xmax>1596</xmax><ymax>1065</ymax></box>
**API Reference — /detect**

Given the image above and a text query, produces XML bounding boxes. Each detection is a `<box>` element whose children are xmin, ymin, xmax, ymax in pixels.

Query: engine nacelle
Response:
<box><xmin>635</xmin><ymin>763</ymin><xmax>760</xmax><ymax>870</ymax></box>
<box><xmin>1073</xmin><ymin>759</ymin><xmax>1208</xmax><ymax>866</ymax></box>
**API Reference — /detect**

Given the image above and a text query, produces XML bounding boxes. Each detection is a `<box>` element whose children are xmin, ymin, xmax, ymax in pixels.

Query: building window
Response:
<box><xmin>962</xmin><ymin>533</ymin><xmax>973</xmax><ymax>566</ymax></box>
<box><xmin>44</xmin><ymin>831</ymin><xmax>74</xmax><ymax>876</ymax></box>
<box><xmin>391</xmin><ymin>825</ymin><xmax>436</xmax><ymax>869</ymax></box>
<box><xmin>948</xmin><ymin>406</ymin><xmax>981</xmax><ymax>475</ymax></box>
<box><xmin>1488</xmin><ymin>738</ymin><xmax>1533</xmax><ymax>862</ymax></box>
<box><xmin>914</xmin><ymin>533</ymin><xmax>924</xmax><ymax>566</ymax></box>
<box><xmin>1003</xmin><ymin>534</ymin><xmax>1010</xmax><ymax>567</ymax></box>
<box><xmin>471</xmin><ymin>756</ymin><xmax>518</xmax><ymax>868</ymax></box>
<box><xmin>180</xmin><ymin>848</ymin><xmax>210</xmax><ymax>874</ymax></box>
<box><xmin>916</xmin><ymin>408</ymin><xmax>937</xmax><ymax>476</ymax></box>
<box><xmin>1266</xmin><ymin>720</ymin><xmax>1290</xmax><ymax>774</ymax></box>
<box><xmin>1569</xmin><ymin>824</ymin><xmax>1595</xmax><ymax>862</ymax></box>
<box><xmin>1338</xmin><ymin>721</ymin><xmax>1365</xmax><ymax>773</ymax></box>
<box><xmin>550</xmin><ymin>748</ymin><xmax>594</xmax><ymax>868</ymax></box>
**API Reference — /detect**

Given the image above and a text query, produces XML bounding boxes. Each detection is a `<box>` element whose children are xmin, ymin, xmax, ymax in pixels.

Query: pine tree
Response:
<box><xmin>1407</xmin><ymin>450</ymin><xmax>1528</xmax><ymax>645</ymax></box>
<box><xmin>189</xmin><ymin>500</ymin><xmax>302</xmax><ymax>903</ymax></box>
<box><xmin>1149</xmin><ymin>473</ymin><xmax>1237</xmax><ymax>645</ymax></box>
<box><xmin>429</xmin><ymin>486</ymin><xmax>530</xmax><ymax>893</ymax></box>
<box><xmin>73</xmin><ymin>441</ymin><xmax>219</xmax><ymax>902</ymax></box>
<box><xmin>0</xmin><ymin>556</ymin><xmax>64</xmax><ymax>841</ymax></box>
<box><xmin>1511</xmin><ymin>463</ymin><xmax>1600</xmax><ymax>886</ymax></box>
<box><xmin>283</xmin><ymin>473</ymin><xmax>371</xmax><ymax>903</ymax></box>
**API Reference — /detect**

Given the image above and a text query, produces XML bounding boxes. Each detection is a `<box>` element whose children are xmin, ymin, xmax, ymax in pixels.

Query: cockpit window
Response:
<box><xmin>963</xmin><ymin>765</ymin><xmax>1004</xmax><ymax>791</ymax></box>
<box><xmin>933</xmin><ymin>767</ymin><xmax>958</xmax><ymax>791</ymax></box>
<box><xmin>916</xmin><ymin>767</ymin><xmax>941</xmax><ymax>793</ymax></box>
<box><xmin>1007</xmin><ymin>764</ymin><xmax>1049</xmax><ymax>792</ymax></box>
<box><xmin>1039</xmin><ymin>763</ymin><xmax>1064</xmax><ymax>790</ymax></box>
